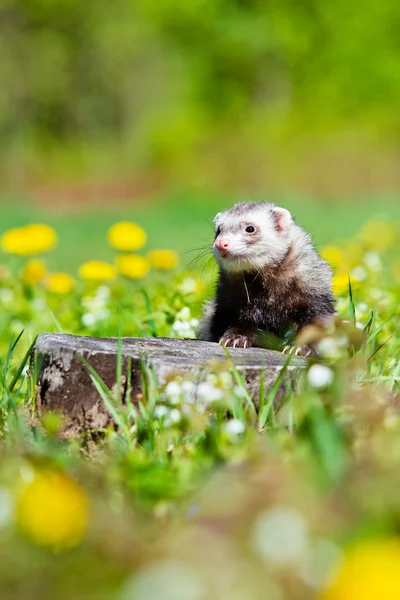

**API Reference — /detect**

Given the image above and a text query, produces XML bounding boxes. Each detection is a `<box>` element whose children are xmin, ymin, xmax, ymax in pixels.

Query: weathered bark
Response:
<box><xmin>33</xmin><ymin>333</ymin><xmax>305</xmax><ymax>438</ymax></box>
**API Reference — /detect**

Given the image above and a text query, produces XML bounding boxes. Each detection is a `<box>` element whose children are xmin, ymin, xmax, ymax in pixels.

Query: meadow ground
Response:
<box><xmin>0</xmin><ymin>192</ymin><xmax>400</xmax><ymax>600</ymax></box>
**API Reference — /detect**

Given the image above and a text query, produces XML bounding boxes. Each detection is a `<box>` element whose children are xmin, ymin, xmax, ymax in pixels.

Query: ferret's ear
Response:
<box><xmin>272</xmin><ymin>207</ymin><xmax>292</xmax><ymax>232</ymax></box>
<box><xmin>214</xmin><ymin>212</ymin><xmax>222</xmax><ymax>228</ymax></box>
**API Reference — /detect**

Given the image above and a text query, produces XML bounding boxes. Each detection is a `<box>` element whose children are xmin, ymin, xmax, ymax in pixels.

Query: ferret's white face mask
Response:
<box><xmin>213</xmin><ymin>204</ymin><xmax>293</xmax><ymax>273</ymax></box>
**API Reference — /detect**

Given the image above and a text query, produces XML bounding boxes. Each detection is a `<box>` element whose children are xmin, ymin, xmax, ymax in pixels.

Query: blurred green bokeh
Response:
<box><xmin>1</xmin><ymin>0</ymin><xmax>400</xmax><ymax>191</ymax></box>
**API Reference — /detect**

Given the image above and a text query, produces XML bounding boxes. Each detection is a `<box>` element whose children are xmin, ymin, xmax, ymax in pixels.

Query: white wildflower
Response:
<box><xmin>0</xmin><ymin>288</ymin><xmax>13</xmax><ymax>303</ymax></box>
<box><xmin>165</xmin><ymin>381</ymin><xmax>182</xmax><ymax>402</ymax></box>
<box><xmin>351</xmin><ymin>266</ymin><xmax>367</xmax><ymax>281</ymax></box>
<box><xmin>364</xmin><ymin>252</ymin><xmax>381</xmax><ymax>270</ymax></box>
<box><xmin>179</xmin><ymin>277</ymin><xmax>198</xmax><ymax>294</ymax></box>
<box><xmin>197</xmin><ymin>382</ymin><xmax>223</xmax><ymax>403</ymax></box>
<box><xmin>30</xmin><ymin>298</ymin><xmax>46</xmax><ymax>311</ymax></box>
<box><xmin>81</xmin><ymin>313</ymin><xmax>98</xmax><ymax>327</ymax></box>
<box><xmin>223</xmin><ymin>419</ymin><xmax>245</xmax><ymax>436</ymax></box>
<box><xmin>316</xmin><ymin>337</ymin><xmax>341</xmax><ymax>359</ymax></box>
<box><xmin>234</xmin><ymin>384</ymin><xmax>248</xmax><ymax>398</ymax></box>
<box><xmin>154</xmin><ymin>405</ymin><xmax>169</xmax><ymax>419</ymax></box>
<box><xmin>169</xmin><ymin>409</ymin><xmax>181</xmax><ymax>424</ymax></box>
<box><xmin>370</xmin><ymin>288</ymin><xmax>383</xmax><ymax>300</ymax></box>
<box><xmin>177</xmin><ymin>307</ymin><xmax>191</xmax><ymax>320</ymax></box>
<box><xmin>252</xmin><ymin>507</ymin><xmax>309</xmax><ymax>565</ymax></box>
<box><xmin>121</xmin><ymin>560</ymin><xmax>205</xmax><ymax>600</ymax></box>
<box><xmin>181</xmin><ymin>380</ymin><xmax>196</xmax><ymax>403</ymax></box>
<box><xmin>308</xmin><ymin>364</ymin><xmax>334</xmax><ymax>388</ymax></box>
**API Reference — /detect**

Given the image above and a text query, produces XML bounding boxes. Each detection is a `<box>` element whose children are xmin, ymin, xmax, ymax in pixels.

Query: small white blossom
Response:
<box><xmin>223</xmin><ymin>419</ymin><xmax>245</xmax><ymax>435</ymax></box>
<box><xmin>0</xmin><ymin>288</ymin><xmax>13</xmax><ymax>303</ymax></box>
<box><xmin>165</xmin><ymin>381</ymin><xmax>182</xmax><ymax>401</ymax></box>
<box><xmin>177</xmin><ymin>307</ymin><xmax>191</xmax><ymax>320</ymax></box>
<box><xmin>179</xmin><ymin>277</ymin><xmax>198</xmax><ymax>294</ymax></box>
<box><xmin>308</xmin><ymin>365</ymin><xmax>334</xmax><ymax>388</ymax></box>
<box><xmin>351</xmin><ymin>266</ymin><xmax>367</xmax><ymax>281</ymax></box>
<box><xmin>30</xmin><ymin>298</ymin><xmax>46</xmax><ymax>311</ymax></box>
<box><xmin>233</xmin><ymin>384</ymin><xmax>248</xmax><ymax>398</ymax></box>
<box><xmin>370</xmin><ymin>288</ymin><xmax>383</xmax><ymax>300</ymax></box>
<box><xmin>252</xmin><ymin>507</ymin><xmax>309</xmax><ymax>565</ymax></box>
<box><xmin>197</xmin><ymin>382</ymin><xmax>223</xmax><ymax>403</ymax></box>
<box><xmin>154</xmin><ymin>405</ymin><xmax>169</xmax><ymax>419</ymax></box>
<box><xmin>364</xmin><ymin>252</ymin><xmax>381</xmax><ymax>270</ymax></box>
<box><xmin>81</xmin><ymin>313</ymin><xmax>98</xmax><ymax>327</ymax></box>
<box><xmin>169</xmin><ymin>409</ymin><xmax>181</xmax><ymax>424</ymax></box>
<box><xmin>181</xmin><ymin>380</ymin><xmax>196</xmax><ymax>403</ymax></box>
<box><xmin>317</xmin><ymin>337</ymin><xmax>341</xmax><ymax>359</ymax></box>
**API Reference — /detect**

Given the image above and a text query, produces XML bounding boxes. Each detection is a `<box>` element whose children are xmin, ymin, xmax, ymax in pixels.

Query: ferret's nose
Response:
<box><xmin>215</xmin><ymin>239</ymin><xmax>229</xmax><ymax>251</ymax></box>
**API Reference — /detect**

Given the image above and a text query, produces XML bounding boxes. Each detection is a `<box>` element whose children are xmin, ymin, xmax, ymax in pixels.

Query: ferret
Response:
<box><xmin>198</xmin><ymin>201</ymin><xmax>335</xmax><ymax>349</ymax></box>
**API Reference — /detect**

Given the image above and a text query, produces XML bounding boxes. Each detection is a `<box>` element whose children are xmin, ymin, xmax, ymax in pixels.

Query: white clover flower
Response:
<box><xmin>96</xmin><ymin>285</ymin><xmax>110</xmax><ymax>300</ymax></box>
<box><xmin>169</xmin><ymin>409</ymin><xmax>181</xmax><ymax>424</ymax></box>
<box><xmin>0</xmin><ymin>288</ymin><xmax>14</xmax><ymax>303</ymax></box>
<box><xmin>177</xmin><ymin>307</ymin><xmax>191</xmax><ymax>320</ymax></box>
<box><xmin>178</xmin><ymin>277</ymin><xmax>198</xmax><ymax>294</ymax></box>
<box><xmin>370</xmin><ymin>288</ymin><xmax>383</xmax><ymax>300</ymax></box>
<box><xmin>233</xmin><ymin>384</ymin><xmax>248</xmax><ymax>398</ymax></box>
<box><xmin>81</xmin><ymin>313</ymin><xmax>99</xmax><ymax>327</ymax></box>
<box><xmin>10</xmin><ymin>319</ymin><xmax>24</xmax><ymax>333</ymax></box>
<box><xmin>350</xmin><ymin>266</ymin><xmax>367</xmax><ymax>281</ymax></box>
<box><xmin>316</xmin><ymin>337</ymin><xmax>341</xmax><ymax>359</ymax></box>
<box><xmin>171</xmin><ymin>320</ymin><xmax>197</xmax><ymax>338</ymax></box>
<box><xmin>181</xmin><ymin>380</ymin><xmax>196</xmax><ymax>403</ymax></box>
<box><xmin>307</xmin><ymin>364</ymin><xmax>334</xmax><ymax>388</ymax></box>
<box><xmin>223</xmin><ymin>419</ymin><xmax>245</xmax><ymax>436</ymax></box>
<box><xmin>154</xmin><ymin>405</ymin><xmax>169</xmax><ymax>419</ymax></box>
<box><xmin>30</xmin><ymin>298</ymin><xmax>46</xmax><ymax>311</ymax></box>
<box><xmin>364</xmin><ymin>252</ymin><xmax>381</xmax><ymax>270</ymax></box>
<box><xmin>121</xmin><ymin>560</ymin><xmax>205</xmax><ymax>600</ymax></box>
<box><xmin>165</xmin><ymin>381</ymin><xmax>182</xmax><ymax>402</ymax></box>
<box><xmin>197</xmin><ymin>382</ymin><xmax>223</xmax><ymax>403</ymax></box>
<box><xmin>251</xmin><ymin>507</ymin><xmax>309</xmax><ymax>565</ymax></box>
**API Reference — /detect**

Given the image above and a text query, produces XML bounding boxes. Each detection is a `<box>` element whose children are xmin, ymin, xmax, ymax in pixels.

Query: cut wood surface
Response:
<box><xmin>33</xmin><ymin>333</ymin><xmax>305</xmax><ymax>437</ymax></box>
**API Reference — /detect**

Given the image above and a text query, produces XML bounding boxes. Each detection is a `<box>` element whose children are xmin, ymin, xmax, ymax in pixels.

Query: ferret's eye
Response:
<box><xmin>245</xmin><ymin>225</ymin><xmax>256</xmax><ymax>233</ymax></box>
<box><xmin>215</xmin><ymin>226</ymin><xmax>221</xmax><ymax>236</ymax></box>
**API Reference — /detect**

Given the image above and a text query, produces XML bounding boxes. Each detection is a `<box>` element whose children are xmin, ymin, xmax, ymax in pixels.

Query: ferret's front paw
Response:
<box><xmin>219</xmin><ymin>333</ymin><xmax>253</xmax><ymax>349</ymax></box>
<box><xmin>282</xmin><ymin>344</ymin><xmax>314</xmax><ymax>357</ymax></box>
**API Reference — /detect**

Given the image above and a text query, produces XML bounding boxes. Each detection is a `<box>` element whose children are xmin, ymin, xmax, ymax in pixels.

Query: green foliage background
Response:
<box><xmin>1</xmin><ymin>0</ymin><xmax>400</xmax><ymax>184</ymax></box>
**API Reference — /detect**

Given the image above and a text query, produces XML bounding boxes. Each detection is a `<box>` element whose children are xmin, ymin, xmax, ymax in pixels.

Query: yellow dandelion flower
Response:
<box><xmin>319</xmin><ymin>538</ymin><xmax>400</xmax><ymax>600</ymax></box>
<box><xmin>332</xmin><ymin>272</ymin><xmax>350</xmax><ymax>295</ymax></box>
<box><xmin>321</xmin><ymin>246</ymin><xmax>345</xmax><ymax>269</ymax></box>
<box><xmin>107</xmin><ymin>221</ymin><xmax>147</xmax><ymax>252</ymax></box>
<box><xmin>1</xmin><ymin>224</ymin><xmax>57</xmax><ymax>256</ymax></box>
<box><xmin>22</xmin><ymin>259</ymin><xmax>47</xmax><ymax>284</ymax></box>
<box><xmin>16</xmin><ymin>469</ymin><xmax>88</xmax><ymax>550</ymax></box>
<box><xmin>359</xmin><ymin>220</ymin><xmax>395</xmax><ymax>251</ymax></box>
<box><xmin>46</xmin><ymin>272</ymin><xmax>75</xmax><ymax>294</ymax></box>
<box><xmin>79</xmin><ymin>260</ymin><xmax>116</xmax><ymax>281</ymax></box>
<box><xmin>147</xmin><ymin>249</ymin><xmax>179</xmax><ymax>270</ymax></box>
<box><xmin>116</xmin><ymin>254</ymin><xmax>150</xmax><ymax>279</ymax></box>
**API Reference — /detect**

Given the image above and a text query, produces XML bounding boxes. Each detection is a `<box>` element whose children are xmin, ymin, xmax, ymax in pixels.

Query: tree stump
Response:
<box><xmin>33</xmin><ymin>333</ymin><xmax>305</xmax><ymax>438</ymax></box>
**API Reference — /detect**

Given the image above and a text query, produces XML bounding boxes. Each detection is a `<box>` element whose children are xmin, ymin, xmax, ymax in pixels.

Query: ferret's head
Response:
<box><xmin>213</xmin><ymin>201</ymin><xmax>295</xmax><ymax>273</ymax></box>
